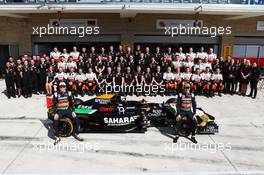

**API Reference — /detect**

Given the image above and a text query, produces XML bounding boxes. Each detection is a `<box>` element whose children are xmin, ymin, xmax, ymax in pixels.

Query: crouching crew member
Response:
<box><xmin>53</xmin><ymin>82</ymin><xmax>83</xmax><ymax>144</ymax></box>
<box><xmin>163</xmin><ymin>67</ymin><xmax>174</xmax><ymax>96</ymax></box>
<box><xmin>191</xmin><ymin>68</ymin><xmax>202</xmax><ymax>95</ymax></box>
<box><xmin>86</xmin><ymin>67</ymin><xmax>97</xmax><ymax>95</ymax></box>
<box><xmin>174</xmin><ymin>83</ymin><xmax>198</xmax><ymax>144</ymax></box>
<box><xmin>211</xmin><ymin>68</ymin><xmax>224</xmax><ymax>96</ymax></box>
<box><xmin>66</xmin><ymin>67</ymin><xmax>77</xmax><ymax>95</ymax></box>
<box><xmin>4</xmin><ymin>62</ymin><xmax>16</xmax><ymax>99</ymax></box>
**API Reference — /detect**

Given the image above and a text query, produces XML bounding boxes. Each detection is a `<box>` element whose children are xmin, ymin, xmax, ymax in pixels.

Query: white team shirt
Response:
<box><xmin>75</xmin><ymin>73</ymin><xmax>87</xmax><ymax>82</ymax></box>
<box><xmin>66</xmin><ymin>61</ymin><xmax>77</xmax><ymax>70</ymax></box>
<box><xmin>211</xmin><ymin>73</ymin><xmax>223</xmax><ymax>82</ymax></box>
<box><xmin>55</xmin><ymin>72</ymin><xmax>66</xmax><ymax>81</ymax></box>
<box><xmin>171</xmin><ymin>61</ymin><xmax>182</xmax><ymax>68</ymax></box>
<box><xmin>196</xmin><ymin>52</ymin><xmax>208</xmax><ymax>60</ymax></box>
<box><xmin>61</xmin><ymin>53</ymin><xmax>70</xmax><ymax>59</ymax></box>
<box><xmin>163</xmin><ymin>72</ymin><xmax>174</xmax><ymax>81</ymax></box>
<box><xmin>50</xmin><ymin>51</ymin><xmax>61</xmax><ymax>59</ymax></box>
<box><xmin>191</xmin><ymin>74</ymin><xmax>202</xmax><ymax>82</ymax></box>
<box><xmin>201</xmin><ymin>72</ymin><xmax>212</xmax><ymax>81</ymax></box>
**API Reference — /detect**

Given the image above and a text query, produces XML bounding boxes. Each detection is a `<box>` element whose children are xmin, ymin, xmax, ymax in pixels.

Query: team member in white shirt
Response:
<box><xmin>173</xmin><ymin>67</ymin><xmax>182</xmax><ymax>94</ymax></box>
<box><xmin>175</xmin><ymin>47</ymin><xmax>186</xmax><ymax>61</ymax></box>
<box><xmin>70</xmin><ymin>46</ymin><xmax>80</xmax><ymax>62</ymax></box>
<box><xmin>50</xmin><ymin>47</ymin><xmax>61</xmax><ymax>62</ymax></box>
<box><xmin>86</xmin><ymin>67</ymin><xmax>97</xmax><ymax>95</ymax></box>
<box><xmin>193</xmin><ymin>59</ymin><xmax>205</xmax><ymax>72</ymax></box>
<box><xmin>163</xmin><ymin>67</ymin><xmax>174</xmax><ymax>95</ymax></box>
<box><xmin>186</xmin><ymin>47</ymin><xmax>196</xmax><ymax>62</ymax></box>
<box><xmin>61</xmin><ymin>48</ymin><xmax>70</xmax><ymax>60</ymax></box>
<box><xmin>211</xmin><ymin>67</ymin><xmax>224</xmax><ymax>96</ymax></box>
<box><xmin>54</xmin><ymin>67</ymin><xmax>67</xmax><ymax>92</ymax></box>
<box><xmin>182</xmin><ymin>56</ymin><xmax>194</xmax><ymax>70</ymax></box>
<box><xmin>191</xmin><ymin>68</ymin><xmax>202</xmax><ymax>95</ymax></box>
<box><xmin>196</xmin><ymin>47</ymin><xmax>208</xmax><ymax>61</ymax></box>
<box><xmin>171</xmin><ymin>56</ymin><xmax>182</xmax><ymax>68</ymax></box>
<box><xmin>57</xmin><ymin>58</ymin><xmax>67</xmax><ymax>71</ymax></box>
<box><xmin>181</xmin><ymin>67</ymin><xmax>192</xmax><ymax>85</ymax></box>
<box><xmin>66</xmin><ymin>67</ymin><xmax>77</xmax><ymax>94</ymax></box>
<box><xmin>207</xmin><ymin>48</ymin><xmax>217</xmax><ymax>63</ymax></box>
<box><xmin>66</xmin><ymin>56</ymin><xmax>77</xmax><ymax>71</ymax></box>
<box><xmin>75</xmin><ymin>68</ymin><xmax>87</xmax><ymax>96</ymax></box>
<box><xmin>201</xmin><ymin>67</ymin><xmax>212</xmax><ymax>97</ymax></box>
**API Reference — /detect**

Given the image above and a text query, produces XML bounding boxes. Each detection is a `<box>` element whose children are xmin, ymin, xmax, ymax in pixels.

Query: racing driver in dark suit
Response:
<box><xmin>174</xmin><ymin>83</ymin><xmax>198</xmax><ymax>144</ymax></box>
<box><xmin>53</xmin><ymin>82</ymin><xmax>83</xmax><ymax>144</ymax></box>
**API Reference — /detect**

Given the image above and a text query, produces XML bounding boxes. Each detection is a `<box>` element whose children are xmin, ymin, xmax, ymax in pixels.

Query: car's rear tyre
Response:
<box><xmin>59</xmin><ymin>118</ymin><xmax>74</xmax><ymax>137</ymax></box>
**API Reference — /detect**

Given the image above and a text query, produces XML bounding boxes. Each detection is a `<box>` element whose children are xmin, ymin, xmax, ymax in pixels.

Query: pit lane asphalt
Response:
<box><xmin>0</xmin><ymin>79</ymin><xmax>264</xmax><ymax>175</ymax></box>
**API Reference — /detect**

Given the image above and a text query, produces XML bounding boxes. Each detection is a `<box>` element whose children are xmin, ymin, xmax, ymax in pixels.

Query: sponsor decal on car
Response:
<box><xmin>99</xmin><ymin>107</ymin><xmax>114</xmax><ymax>112</ymax></box>
<box><xmin>103</xmin><ymin>116</ymin><xmax>137</xmax><ymax>126</ymax></box>
<box><xmin>148</xmin><ymin>109</ymin><xmax>167</xmax><ymax>117</ymax></box>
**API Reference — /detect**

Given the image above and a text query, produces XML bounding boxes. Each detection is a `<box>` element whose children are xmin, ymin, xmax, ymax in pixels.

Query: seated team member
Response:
<box><xmin>174</xmin><ymin>83</ymin><xmax>197</xmax><ymax>144</ymax></box>
<box><xmin>193</xmin><ymin>58</ymin><xmax>205</xmax><ymax>72</ymax></box>
<box><xmin>113</xmin><ymin>66</ymin><xmax>124</xmax><ymax>94</ymax></box>
<box><xmin>94</xmin><ymin>56</ymin><xmax>105</xmax><ymax>73</ymax></box>
<box><xmin>153</xmin><ymin>66</ymin><xmax>164</xmax><ymax>96</ymax></box>
<box><xmin>171</xmin><ymin>56</ymin><xmax>182</xmax><ymax>70</ymax></box>
<box><xmin>66</xmin><ymin>56</ymin><xmax>77</xmax><ymax>71</ymax></box>
<box><xmin>124</xmin><ymin>67</ymin><xmax>135</xmax><ymax>95</ymax></box>
<box><xmin>203</xmin><ymin>58</ymin><xmax>212</xmax><ymax>71</ymax></box>
<box><xmin>143</xmin><ymin>67</ymin><xmax>154</xmax><ymax>96</ymax></box>
<box><xmin>70</xmin><ymin>46</ymin><xmax>80</xmax><ymax>62</ymax></box>
<box><xmin>61</xmin><ymin>48</ymin><xmax>69</xmax><ymax>60</ymax></box>
<box><xmin>66</xmin><ymin>67</ymin><xmax>77</xmax><ymax>95</ymax></box>
<box><xmin>54</xmin><ymin>67</ymin><xmax>67</xmax><ymax>92</ymax></box>
<box><xmin>50</xmin><ymin>47</ymin><xmax>61</xmax><ymax>63</ymax></box>
<box><xmin>75</xmin><ymin>69</ymin><xmax>87</xmax><ymax>96</ymax></box>
<box><xmin>201</xmin><ymin>67</ymin><xmax>213</xmax><ymax>97</ymax></box>
<box><xmin>137</xmin><ymin>53</ymin><xmax>146</xmax><ymax>71</ymax></box>
<box><xmin>135</xmin><ymin>66</ymin><xmax>144</xmax><ymax>96</ymax></box>
<box><xmin>211</xmin><ymin>67</ymin><xmax>224</xmax><ymax>96</ymax></box>
<box><xmin>96</xmin><ymin>68</ymin><xmax>105</xmax><ymax>95</ymax></box>
<box><xmin>86</xmin><ymin>67</ymin><xmax>97</xmax><ymax>95</ymax></box>
<box><xmin>163</xmin><ymin>66</ymin><xmax>174</xmax><ymax>96</ymax></box>
<box><xmin>207</xmin><ymin>48</ymin><xmax>217</xmax><ymax>63</ymax></box>
<box><xmin>182</xmin><ymin>55</ymin><xmax>194</xmax><ymax>70</ymax></box>
<box><xmin>99</xmin><ymin>47</ymin><xmax>107</xmax><ymax>60</ymax></box>
<box><xmin>125</xmin><ymin>46</ymin><xmax>133</xmax><ymax>59</ymax></box>
<box><xmin>46</xmin><ymin>66</ymin><xmax>55</xmax><ymax>96</ymax></box>
<box><xmin>175</xmin><ymin>47</ymin><xmax>186</xmax><ymax>61</ymax></box>
<box><xmin>53</xmin><ymin>82</ymin><xmax>83</xmax><ymax>144</ymax></box>
<box><xmin>186</xmin><ymin>47</ymin><xmax>196</xmax><ymax>62</ymax></box>
<box><xmin>172</xmin><ymin>67</ymin><xmax>182</xmax><ymax>95</ymax></box>
<box><xmin>191</xmin><ymin>68</ymin><xmax>203</xmax><ymax>95</ymax></box>
<box><xmin>181</xmin><ymin>67</ymin><xmax>192</xmax><ymax>88</ymax></box>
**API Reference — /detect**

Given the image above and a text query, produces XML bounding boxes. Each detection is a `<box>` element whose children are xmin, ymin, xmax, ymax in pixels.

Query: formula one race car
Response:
<box><xmin>144</xmin><ymin>98</ymin><xmax>219</xmax><ymax>135</ymax></box>
<box><xmin>46</xmin><ymin>94</ymin><xmax>218</xmax><ymax>137</ymax></box>
<box><xmin>46</xmin><ymin>94</ymin><xmax>148</xmax><ymax>136</ymax></box>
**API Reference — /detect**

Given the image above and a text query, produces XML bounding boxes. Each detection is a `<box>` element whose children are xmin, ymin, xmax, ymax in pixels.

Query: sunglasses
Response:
<box><xmin>59</xmin><ymin>85</ymin><xmax>66</xmax><ymax>88</ymax></box>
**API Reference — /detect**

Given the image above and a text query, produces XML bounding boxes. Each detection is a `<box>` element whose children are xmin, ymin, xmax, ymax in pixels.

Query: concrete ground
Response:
<box><xmin>0</xmin><ymin>79</ymin><xmax>264</xmax><ymax>175</ymax></box>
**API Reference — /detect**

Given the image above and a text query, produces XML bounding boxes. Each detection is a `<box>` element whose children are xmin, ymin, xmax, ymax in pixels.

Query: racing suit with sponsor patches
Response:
<box><xmin>176</xmin><ymin>92</ymin><xmax>197</xmax><ymax>136</ymax></box>
<box><xmin>53</xmin><ymin>91</ymin><xmax>80</xmax><ymax>137</ymax></box>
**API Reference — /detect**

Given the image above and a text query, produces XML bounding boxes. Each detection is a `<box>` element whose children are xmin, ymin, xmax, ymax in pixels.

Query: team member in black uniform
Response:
<box><xmin>77</xmin><ymin>56</ymin><xmax>86</xmax><ymax>73</ymax></box>
<box><xmin>249</xmin><ymin>62</ymin><xmax>261</xmax><ymax>99</ymax></box>
<box><xmin>226</xmin><ymin>59</ymin><xmax>237</xmax><ymax>95</ymax></box>
<box><xmin>124</xmin><ymin>67</ymin><xmax>134</xmax><ymax>95</ymax></box>
<box><xmin>144</xmin><ymin>47</ymin><xmax>152</xmax><ymax>67</ymax></box>
<box><xmin>137</xmin><ymin>53</ymin><xmax>146</xmax><ymax>70</ymax></box>
<box><xmin>46</xmin><ymin>66</ymin><xmax>55</xmax><ymax>95</ymax></box>
<box><xmin>126</xmin><ymin>55</ymin><xmax>136</xmax><ymax>74</ymax></box>
<box><xmin>89</xmin><ymin>47</ymin><xmax>97</xmax><ymax>62</ymax></box>
<box><xmin>153</xmin><ymin>66</ymin><xmax>164</xmax><ymax>96</ymax></box>
<box><xmin>86</xmin><ymin>57</ymin><xmax>94</xmax><ymax>71</ymax></box>
<box><xmin>15</xmin><ymin>59</ymin><xmax>23</xmax><ymax>97</ymax></box>
<box><xmin>21</xmin><ymin>60</ymin><xmax>32</xmax><ymax>98</ymax></box>
<box><xmin>94</xmin><ymin>56</ymin><xmax>105</xmax><ymax>73</ymax></box>
<box><xmin>38</xmin><ymin>57</ymin><xmax>47</xmax><ymax>94</ymax></box>
<box><xmin>53</xmin><ymin>82</ymin><xmax>83</xmax><ymax>144</ymax></box>
<box><xmin>108</xmin><ymin>45</ymin><xmax>116</xmax><ymax>58</ymax></box>
<box><xmin>4</xmin><ymin>62</ymin><xmax>16</xmax><ymax>99</ymax></box>
<box><xmin>134</xmin><ymin>45</ymin><xmax>141</xmax><ymax>62</ymax></box>
<box><xmin>96</xmin><ymin>68</ymin><xmax>105</xmax><ymax>95</ymax></box>
<box><xmin>30</xmin><ymin>60</ymin><xmax>40</xmax><ymax>95</ymax></box>
<box><xmin>80</xmin><ymin>47</ymin><xmax>88</xmax><ymax>62</ymax></box>
<box><xmin>149</xmin><ymin>57</ymin><xmax>158</xmax><ymax>73</ymax></box>
<box><xmin>143</xmin><ymin>67</ymin><xmax>153</xmax><ymax>96</ymax></box>
<box><xmin>105</xmin><ymin>56</ymin><xmax>115</xmax><ymax>71</ymax></box>
<box><xmin>174</xmin><ymin>83</ymin><xmax>198</xmax><ymax>144</ymax></box>
<box><xmin>113</xmin><ymin>66</ymin><xmax>124</xmax><ymax>94</ymax></box>
<box><xmin>134</xmin><ymin>66</ymin><xmax>144</xmax><ymax>96</ymax></box>
<box><xmin>104</xmin><ymin>67</ymin><xmax>114</xmax><ymax>93</ymax></box>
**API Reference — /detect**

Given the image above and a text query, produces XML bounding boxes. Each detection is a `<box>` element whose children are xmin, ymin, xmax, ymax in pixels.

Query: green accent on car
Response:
<box><xmin>74</xmin><ymin>108</ymin><xmax>97</xmax><ymax>114</ymax></box>
<box><xmin>167</xmin><ymin>104</ymin><xmax>177</xmax><ymax>116</ymax></box>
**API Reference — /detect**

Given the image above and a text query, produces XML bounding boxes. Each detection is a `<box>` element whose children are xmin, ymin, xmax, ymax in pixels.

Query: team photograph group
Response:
<box><xmin>2</xmin><ymin>45</ymin><xmax>262</xmax><ymax>99</ymax></box>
